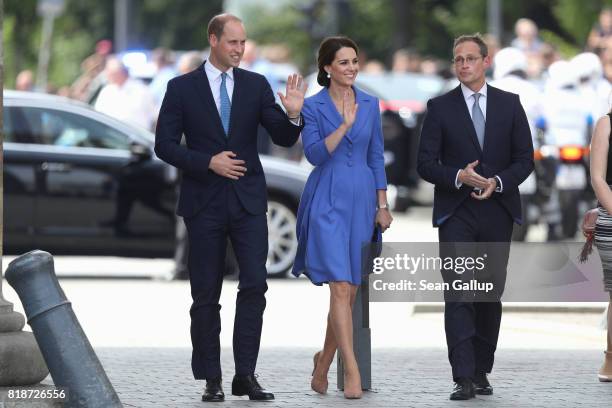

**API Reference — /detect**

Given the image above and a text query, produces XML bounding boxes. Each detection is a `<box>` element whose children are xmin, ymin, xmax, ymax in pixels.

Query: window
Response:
<box><xmin>3</xmin><ymin>106</ymin><xmax>39</xmax><ymax>143</ymax></box>
<box><xmin>4</xmin><ymin>106</ymin><xmax>132</xmax><ymax>150</ymax></box>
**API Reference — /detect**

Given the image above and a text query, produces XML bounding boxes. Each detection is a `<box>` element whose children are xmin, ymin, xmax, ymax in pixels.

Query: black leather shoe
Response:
<box><xmin>202</xmin><ymin>378</ymin><xmax>225</xmax><ymax>402</ymax></box>
<box><xmin>232</xmin><ymin>374</ymin><xmax>275</xmax><ymax>401</ymax></box>
<box><xmin>473</xmin><ymin>373</ymin><xmax>493</xmax><ymax>395</ymax></box>
<box><xmin>450</xmin><ymin>377</ymin><xmax>475</xmax><ymax>400</ymax></box>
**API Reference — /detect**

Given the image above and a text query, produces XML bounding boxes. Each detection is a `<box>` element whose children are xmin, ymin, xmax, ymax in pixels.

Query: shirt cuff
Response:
<box><xmin>455</xmin><ymin>169</ymin><xmax>463</xmax><ymax>189</ymax></box>
<box><xmin>289</xmin><ymin>115</ymin><xmax>302</xmax><ymax>126</ymax></box>
<box><xmin>494</xmin><ymin>175</ymin><xmax>503</xmax><ymax>193</ymax></box>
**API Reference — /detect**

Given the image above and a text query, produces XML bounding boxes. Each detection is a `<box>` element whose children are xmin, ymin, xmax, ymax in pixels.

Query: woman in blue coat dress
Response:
<box><xmin>292</xmin><ymin>36</ymin><xmax>393</xmax><ymax>399</ymax></box>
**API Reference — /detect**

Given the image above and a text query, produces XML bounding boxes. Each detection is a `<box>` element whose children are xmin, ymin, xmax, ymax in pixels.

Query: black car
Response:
<box><xmin>3</xmin><ymin>91</ymin><xmax>309</xmax><ymax>277</ymax></box>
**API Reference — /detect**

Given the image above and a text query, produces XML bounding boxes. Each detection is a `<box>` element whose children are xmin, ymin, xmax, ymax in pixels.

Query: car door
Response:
<box><xmin>13</xmin><ymin>104</ymin><xmax>175</xmax><ymax>256</ymax></box>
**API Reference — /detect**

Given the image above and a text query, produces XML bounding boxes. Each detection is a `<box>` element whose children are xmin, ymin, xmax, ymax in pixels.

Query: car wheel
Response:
<box><xmin>266</xmin><ymin>197</ymin><xmax>298</xmax><ymax>278</ymax></box>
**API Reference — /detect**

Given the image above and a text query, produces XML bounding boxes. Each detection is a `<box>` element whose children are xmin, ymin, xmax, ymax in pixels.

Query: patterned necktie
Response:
<box><xmin>220</xmin><ymin>72</ymin><xmax>231</xmax><ymax>136</ymax></box>
<box><xmin>472</xmin><ymin>93</ymin><xmax>485</xmax><ymax>148</ymax></box>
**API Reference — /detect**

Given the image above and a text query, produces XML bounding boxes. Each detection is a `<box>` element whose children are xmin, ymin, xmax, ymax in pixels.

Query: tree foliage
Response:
<box><xmin>3</xmin><ymin>0</ymin><xmax>612</xmax><ymax>88</ymax></box>
<box><xmin>4</xmin><ymin>0</ymin><xmax>221</xmax><ymax>89</ymax></box>
<box><xmin>243</xmin><ymin>0</ymin><xmax>612</xmax><ymax>72</ymax></box>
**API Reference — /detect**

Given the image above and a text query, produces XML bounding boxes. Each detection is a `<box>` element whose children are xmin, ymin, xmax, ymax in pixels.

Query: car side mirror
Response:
<box><xmin>129</xmin><ymin>142</ymin><xmax>152</xmax><ymax>161</ymax></box>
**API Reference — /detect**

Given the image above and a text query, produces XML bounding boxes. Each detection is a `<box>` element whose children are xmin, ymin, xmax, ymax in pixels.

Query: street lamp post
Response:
<box><xmin>35</xmin><ymin>0</ymin><xmax>65</xmax><ymax>91</ymax></box>
<box><xmin>114</xmin><ymin>0</ymin><xmax>131</xmax><ymax>53</ymax></box>
<box><xmin>487</xmin><ymin>0</ymin><xmax>502</xmax><ymax>43</ymax></box>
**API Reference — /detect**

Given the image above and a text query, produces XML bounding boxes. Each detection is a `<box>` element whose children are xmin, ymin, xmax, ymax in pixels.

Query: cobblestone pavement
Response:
<box><xmin>3</xmin><ymin>347</ymin><xmax>608</xmax><ymax>408</ymax></box>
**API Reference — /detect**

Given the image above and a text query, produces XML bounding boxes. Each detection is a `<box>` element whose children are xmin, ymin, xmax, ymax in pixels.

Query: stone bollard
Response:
<box><xmin>0</xmin><ymin>268</ymin><xmax>48</xmax><ymax>386</ymax></box>
<box><xmin>5</xmin><ymin>250</ymin><xmax>122</xmax><ymax>408</ymax></box>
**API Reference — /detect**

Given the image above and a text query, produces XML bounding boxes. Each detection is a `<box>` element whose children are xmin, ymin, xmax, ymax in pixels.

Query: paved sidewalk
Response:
<box><xmin>3</xmin><ymin>347</ymin><xmax>608</xmax><ymax>407</ymax></box>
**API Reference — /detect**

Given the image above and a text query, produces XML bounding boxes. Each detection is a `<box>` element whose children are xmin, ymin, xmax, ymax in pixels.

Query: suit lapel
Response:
<box><xmin>316</xmin><ymin>87</ymin><xmax>368</xmax><ymax>143</ymax></box>
<box><xmin>227</xmin><ymin>67</ymin><xmax>243</xmax><ymax>138</ymax></box>
<box><xmin>316</xmin><ymin>88</ymin><xmax>343</xmax><ymax>130</ymax></box>
<box><xmin>482</xmin><ymin>85</ymin><xmax>496</xmax><ymax>154</ymax></box>
<box><xmin>195</xmin><ymin>62</ymin><xmax>226</xmax><ymax>138</ymax></box>
<box><xmin>451</xmin><ymin>85</ymin><xmax>483</xmax><ymax>155</ymax></box>
<box><xmin>346</xmin><ymin>87</ymin><xmax>371</xmax><ymax>142</ymax></box>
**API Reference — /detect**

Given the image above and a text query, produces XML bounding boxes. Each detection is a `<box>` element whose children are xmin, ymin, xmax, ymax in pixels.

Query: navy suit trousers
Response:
<box><xmin>184</xmin><ymin>183</ymin><xmax>268</xmax><ymax>380</ymax></box>
<box><xmin>438</xmin><ymin>197</ymin><xmax>512</xmax><ymax>381</ymax></box>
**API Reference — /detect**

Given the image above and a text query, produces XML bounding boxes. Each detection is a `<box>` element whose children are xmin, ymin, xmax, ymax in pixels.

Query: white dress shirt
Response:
<box><xmin>204</xmin><ymin>60</ymin><xmax>234</xmax><ymax>114</ymax></box>
<box><xmin>455</xmin><ymin>82</ymin><xmax>503</xmax><ymax>192</ymax></box>
<box><xmin>204</xmin><ymin>60</ymin><xmax>301</xmax><ymax>125</ymax></box>
<box><xmin>461</xmin><ymin>82</ymin><xmax>487</xmax><ymax>120</ymax></box>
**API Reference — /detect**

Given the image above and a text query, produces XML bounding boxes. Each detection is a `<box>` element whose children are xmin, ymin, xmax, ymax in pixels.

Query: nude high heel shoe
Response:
<box><xmin>343</xmin><ymin>370</ymin><xmax>362</xmax><ymax>399</ymax></box>
<box><xmin>311</xmin><ymin>351</ymin><xmax>328</xmax><ymax>394</ymax></box>
<box><xmin>598</xmin><ymin>351</ymin><xmax>612</xmax><ymax>382</ymax></box>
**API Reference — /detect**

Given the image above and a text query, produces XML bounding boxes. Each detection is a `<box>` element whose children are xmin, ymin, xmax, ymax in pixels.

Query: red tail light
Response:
<box><xmin>559</xmin><ymin>145</ymin><xmax>584</xmax><ymax>162</ymax></box>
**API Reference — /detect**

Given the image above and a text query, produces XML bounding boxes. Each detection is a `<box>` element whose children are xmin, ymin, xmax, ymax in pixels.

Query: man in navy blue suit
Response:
<box><xmin>155</xmin><ymin>13</ymin><xmax>306</xmax><ymax>402</ymax></box>
<box><xmin>417</xmin><ymin>34</ymin><xmax>534</xmax><ymax>400</ymax></box>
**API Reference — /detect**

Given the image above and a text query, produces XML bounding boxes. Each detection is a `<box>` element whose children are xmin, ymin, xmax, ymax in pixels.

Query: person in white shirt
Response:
<box><xmin>95</xmin><ymin>57</ymin><xmax>156</xmax><ymax>130</ymax></box>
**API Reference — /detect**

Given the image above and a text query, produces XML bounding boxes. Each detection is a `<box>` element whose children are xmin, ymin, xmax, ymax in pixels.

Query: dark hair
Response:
<box><xmin>317</xmin><ymin>36</ymin><xmax>359</xmax><ymax>87</ymax></box>
<box><xmin>207</xmin><ymin>13</ymin><xmax>243</xmax><ymax>42</ymax></box>
<box><xmin>453</xmin><ymin>33</ymin><xmax>488</xmax><ymax>57</ymax></box>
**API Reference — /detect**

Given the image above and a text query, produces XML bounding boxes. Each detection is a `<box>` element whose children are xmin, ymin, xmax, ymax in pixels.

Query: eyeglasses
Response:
<box><xmin>452</xmin><ymin>56</ymin><xmax>482</xmax><ymax>65</ymax></box>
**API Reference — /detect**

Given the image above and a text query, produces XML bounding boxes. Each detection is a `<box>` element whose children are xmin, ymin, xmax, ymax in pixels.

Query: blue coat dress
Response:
<box><xmin>292</xmin><ymin>86</ymin><xmax>387</xmax><ymax>285</ymax></box>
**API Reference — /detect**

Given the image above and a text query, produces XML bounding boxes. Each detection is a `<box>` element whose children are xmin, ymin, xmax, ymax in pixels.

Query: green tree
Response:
<box><xmin>244</xmin><ymin>0</ymin><xmax>395</xmax><ymax>73</ymax></box>
<box><xmin>137</xmin><ymin>0</ymin><xmax>222</xmax><ymax>49</ymax></box>
<box><xmin>4</xmin><ymin>0</ymin><xmax>40</xmax><ymax>87</ymax></box>
<box><xmin>4</xmin><ymin>0</ymin><xmax>222</xmax><ymax>89</ymax></box>
<box><xmin>5</xmin><ymin>0</ymin><xmax>612</xmax><ymax>89</ymax></box>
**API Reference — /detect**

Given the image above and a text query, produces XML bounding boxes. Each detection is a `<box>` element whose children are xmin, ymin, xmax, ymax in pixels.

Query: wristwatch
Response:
<box><xmin>377</xmin><ymin>203</ymin><xmax>389</xmax><ymax>210</ymax></box>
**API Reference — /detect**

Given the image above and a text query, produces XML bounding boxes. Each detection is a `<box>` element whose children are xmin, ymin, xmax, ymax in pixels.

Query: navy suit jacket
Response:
<box><xmin>417</xmin><ymin>84</ymin><xmax>534</xmax><ymax>227</ymax></box>
<box><xmin>155</xmin><ymin>62</ymin><xmax>303</xmax><ymax>217</ymax></box>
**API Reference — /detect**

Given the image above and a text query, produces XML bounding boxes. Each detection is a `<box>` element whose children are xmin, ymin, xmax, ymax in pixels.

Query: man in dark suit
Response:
<box><xmin>155</xmin><ymin>13</ymin><xmax>306</xmax><ymax>402</ymax></box>
<box><xmin>417</xmin><ymin>34</ymin><xmax>534</xmax><ymax>400</ymax></box>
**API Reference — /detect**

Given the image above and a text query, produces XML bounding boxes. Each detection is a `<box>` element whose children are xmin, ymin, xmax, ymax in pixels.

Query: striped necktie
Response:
<box><xmin>220</xmin><ymin>72</ymin><xmax>231</xmax><ymax>136</ymax></box>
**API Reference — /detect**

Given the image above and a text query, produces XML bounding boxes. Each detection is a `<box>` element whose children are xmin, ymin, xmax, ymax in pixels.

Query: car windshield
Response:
<box><xmin>357</xmin><ymin>73</ymin><xmax>445</xmax><ymax>102</ymax></box>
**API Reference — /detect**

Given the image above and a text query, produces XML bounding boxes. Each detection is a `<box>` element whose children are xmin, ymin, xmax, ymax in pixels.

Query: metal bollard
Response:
<box><xmin>5</xmin><ymin>250</ymin><xmax>122</xmax><ymax>408</ymax></box>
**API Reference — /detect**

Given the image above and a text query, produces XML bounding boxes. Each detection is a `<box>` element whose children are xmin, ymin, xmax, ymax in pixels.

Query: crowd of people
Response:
<box><xmin>12</xmin><ymin>8</ymin><xmax>612</xmax><ymax>136</ymax></box>
<box><xmin>12</xmin><ymin>39</ymin><xmax>301</xmax><ymax>133</ymax></box>
<box><xmin>355</xmin><ymin>10</ymin><xmax>612</xmax><ymax>86</ymax></box>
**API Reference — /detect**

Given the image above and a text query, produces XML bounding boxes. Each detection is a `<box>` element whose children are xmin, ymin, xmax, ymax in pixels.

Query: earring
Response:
<box><xmin>326</xmin><ymin>72</ymin><xmax>331</xmax><ymax>78</ymax></box>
